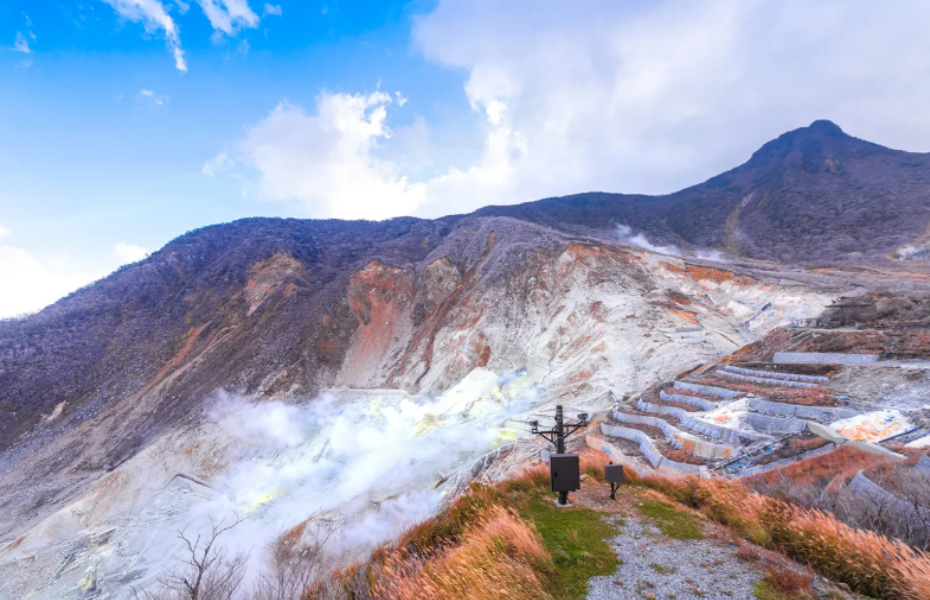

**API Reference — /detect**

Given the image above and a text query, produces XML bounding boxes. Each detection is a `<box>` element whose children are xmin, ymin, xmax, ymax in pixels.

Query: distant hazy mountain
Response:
<box><xmin>478</xmin><ymin>120</ymin><xmax>930</xmax><ymax>263</ymax></box>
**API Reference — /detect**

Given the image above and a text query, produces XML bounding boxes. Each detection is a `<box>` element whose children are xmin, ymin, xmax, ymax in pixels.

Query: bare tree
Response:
<box><xmin>250</xmin><ymin>525</ymin><xmax>332</xmax><ymax>600</ymax></box>
<box><xmin>136</xmin><ymin>517</ymin><xmax>250</xmax><ymax>600</ymax></box>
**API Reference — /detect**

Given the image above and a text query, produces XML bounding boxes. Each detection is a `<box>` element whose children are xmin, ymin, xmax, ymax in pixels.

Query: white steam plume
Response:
<box><xmin>615</xmin><ymin>224</ymin><xmax>681</xmax><ymax>257</ymax></box>
<box><xmin>178</xmin><ymin>372</ymin><xmax>538</xmax><ymax>584</ymax></box>
<box><xmin>692</xmin><ymin>248</ymin><xmax>726</xmax><ymax>262</ymax></box>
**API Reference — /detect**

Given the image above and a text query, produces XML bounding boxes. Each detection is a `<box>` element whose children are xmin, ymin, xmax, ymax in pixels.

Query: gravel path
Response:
<box><xmin>586</xmin><ymin>515</ymin><xmax>761</xmax><ymax>600</ymax></box>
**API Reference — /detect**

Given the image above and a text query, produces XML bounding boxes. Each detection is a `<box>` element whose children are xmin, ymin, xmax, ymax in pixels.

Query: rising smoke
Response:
<box><xmin>615</xmin><ymin>224</ymin><xmax>681</xmax><ymax>257</ymax></box>
<box><xmin>615</xmin><ymin>224</ymin><xmax>729</xmax><ymax>262</ymax></box>
<box><xmin>182</xmin><ymin>372</ymin><xmax>538</xmax><ymax>585</ymax></box>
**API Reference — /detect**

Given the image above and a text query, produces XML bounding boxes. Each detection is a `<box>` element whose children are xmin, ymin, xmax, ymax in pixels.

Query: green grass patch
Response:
<box><xmin>639</xmin><ymin>499</ymin><xmax>704</xmax><ymax>540</ymax></box>
<box><xmin>753</xmin><ymin>581</ymin><xmax>794</xmax><ymax>600</ymax></box>
<box><xmin>518</xmin><ymin>495</ymin><xmax>619</xmax><ymax>599</ymax></box>
<box><xmin>650</xmin><ymin>563</ymin><xmax>671</xmax><ymax>574</ymax></box>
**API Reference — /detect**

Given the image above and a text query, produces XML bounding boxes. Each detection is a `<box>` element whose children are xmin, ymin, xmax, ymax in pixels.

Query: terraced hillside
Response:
<box><xmin>591</xmin><ymin>325</ymin><xmax>930</xmax><ymax>553</ymax></box>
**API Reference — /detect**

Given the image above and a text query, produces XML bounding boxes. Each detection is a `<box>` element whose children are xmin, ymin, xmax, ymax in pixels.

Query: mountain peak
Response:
<box><xmin>806</xmin><ymin>119</ymin><xmax>844</xmax><ymax>136</ymax></box>
<box><xmin>744</xmin><ymin>118</ymin><xmax>864</xmax><ymax>169</ymax></box>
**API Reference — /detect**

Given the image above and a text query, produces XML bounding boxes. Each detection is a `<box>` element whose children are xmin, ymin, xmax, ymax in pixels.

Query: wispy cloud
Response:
<box><xmin>102</xmin><ymin>0</ymin><xmax>187</xmax><ymax>72</ymax></box>
<box><xmin>263</xmin><ymin>3</ymin><xmax>281</xmax><ymax>17</ymax></box>
<box><xmin>198</xmin><ymin>0</ymin><xmax>259</xmax><ymax>37</ymax></box>
<box><xmin>202</xmin><ymin>151</ymin><xmax>232</xmax><ymax>176</ymax></box>
<box><xmin>139</xmin><ymin>88</ymin><xmax>168</xmax><ymax>105</ymax></box>
<box><xmin>14</xmin><ymin>32</ymin><xmax>32</xmax><ymax>54</ymax></box>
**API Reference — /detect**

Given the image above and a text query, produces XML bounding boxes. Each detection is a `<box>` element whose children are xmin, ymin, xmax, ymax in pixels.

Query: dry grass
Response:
<box><xmin>749</xmin><ymin>446</ymin><xmax>884</xmax><ymax>489</ymax></box>
<box><xmin>661</xmin><ymin>448</ymin><xmax>705</xmax><ymax>465</ymax></box>
<box><xmin>701</xmin><ymin>377</ymin><xmax>837</xmax><ymax>406</ymax></box>
<box><xmin>624</xmin><ymin>470</ymin><xmax>930</xmax><ymax>600</ymax></box>
<box><xmin>578</xmin><ymin>448</ymin><xmax>611</xmax><ymax>481</ymax></box>
<box><xmin>306</xmin><ymin>447</ymin><xmax>930</xmax><ymax>600</ymax></box>
<box><xmin>762</xmin><ymin>565</ymin><xmax>812</xmax><ymax>596</ymax></box>
<box><xmin>310</xmin><ymin>452</ymin><xmax>616</xmax><ymax>600</ymax></box>
<box><xmin>373</xmin><ymin>506</ymin><xmax>554</xmax><ymax>600</ymax></box>
<box><xmin>785</xmin><ymin>437</ymin><xmax>830</xmax><ymax>454</ymax></box>
<box><xmin>734</xmin><ymin>544</ymin><xmax>763</xmax><ymax>563</ymax></box>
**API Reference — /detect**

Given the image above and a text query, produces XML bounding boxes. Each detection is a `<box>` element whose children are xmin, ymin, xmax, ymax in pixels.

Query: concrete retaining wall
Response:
<box><xmin>744</xmin><ymin>413</ymin><xmax>807</xmax><ymax>435</ymax></box>
<box><xmin>659</xmin><ymin>390</ymin><xmax>716</xmax><ymax>411</ymax></box>
<box><xmin>600</xmin><ymin>423</ymin><xmax>703</xmax><ymax>475</ymax></box>
<box><xmin>635</xmin><ymin>399</ymin><xmax>767</xmax><ymax>444</ymax></box>
<box><xmin>612</xmin><ymin>410</ymin><xmax>736</xmax><ymax>459</ymax></box>
<box><xmin>773</xmin><ymin>352</ymin><xmax>879</xmax><ymax>365</ymax></box>
<box><xmin>722</xmin><ymin>365</ymin><xmax>829</xmax><ymax>383</ymax></box>
<box><xmin>610</xmin><ymin>411</ymin><xmax>682</xmax><ymax>448</ymax></box>
<box><xmin>585</xmin><ymin>435</ymin><xmax>656</xmax><ymax>477</ymax></box>
<box><xmin>734</xmin><ymin>443</ymin><xmax>838</xmax><ymax>479</ymax></box>
<box><xmin>674</xmin><ymin>380</ymin><xmax>740</xmax><ymax>399</ymax></box>
<box><xmin>748</xmin><ymin>398</ymin><xmax>860</xmax><ymax>422</ymax></box>
<box><xmin>716</xmin><ymin>370</ymin><xmax>818</xmax><ymax>389</ymax></box>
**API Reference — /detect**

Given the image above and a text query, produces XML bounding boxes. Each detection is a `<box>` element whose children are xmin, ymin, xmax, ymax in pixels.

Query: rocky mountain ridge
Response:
<box><xmin>479</xmin><ymin>120</ymin><xmax>930</xmax><ymax>263</ymax></box>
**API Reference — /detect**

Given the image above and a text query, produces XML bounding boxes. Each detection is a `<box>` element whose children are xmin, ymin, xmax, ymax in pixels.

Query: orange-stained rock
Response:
<box><xmin>244</xmin><ymin>253</ymin><xmax>308</xmax><ymax>313</ymax></box>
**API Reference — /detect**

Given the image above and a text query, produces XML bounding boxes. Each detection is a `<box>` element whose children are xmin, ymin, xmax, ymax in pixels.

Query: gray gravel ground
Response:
<box><xmin>586</xmin><ymin>516</ymin><xmax>762</xmax><ymax>600</ymax></box>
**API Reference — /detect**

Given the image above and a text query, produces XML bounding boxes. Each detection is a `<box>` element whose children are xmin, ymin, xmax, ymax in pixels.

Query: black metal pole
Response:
<box><xmin>555</xmin><ymin>405</ymin><xmax>568</xmax><ymax>505</ymax></box>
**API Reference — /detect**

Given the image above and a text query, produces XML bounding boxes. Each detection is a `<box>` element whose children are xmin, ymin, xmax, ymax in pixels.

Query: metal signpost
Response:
<box><xmin>605</xmin><ymin>462</ymin><xmax>625</xmax><ymax>500</ymax></box>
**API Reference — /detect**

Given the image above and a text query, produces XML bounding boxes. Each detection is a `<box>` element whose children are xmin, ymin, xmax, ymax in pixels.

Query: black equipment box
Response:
<box><xmin>550</xmin><ymin>453</ymin><xmax>580</xmax><ymax>492</ymax></box>
<box><xmin>605</xmin><ymin>463</ymin><xmax>626</xmax><ymax>484</ymax></box>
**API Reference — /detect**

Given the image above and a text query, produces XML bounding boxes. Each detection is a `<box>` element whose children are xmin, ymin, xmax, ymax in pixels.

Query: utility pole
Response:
<box><xmin>531</xmin><ymin>405</ymin><xmax>588</xmax><ymax>506</ymax></box>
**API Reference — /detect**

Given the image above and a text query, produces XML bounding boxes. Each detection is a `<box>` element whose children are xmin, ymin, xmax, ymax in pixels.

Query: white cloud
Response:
<box><xmin>0</xmin><ymin>226</ymin><xmax>10</xmax><ymax>238</ymax></box>
<box><xmin>14</xmin><ymin>32</ymin><xmax>32</xmax><ymax>54</ymax></box>
<box><xmin>407</xmin><ymin>0</ymin><xmax>930</xmax><ymax>216</ymax></box>
<box><xmin>0</xmin><ymin>242</ymin><xmax>101</xmax><ymax>319</ymax></box>
<box><xmin>263</xmin><ymin>3</ymin><xmax>281</xmax><ymax>17</ymax></box>
<box><xmin>202</xmin><ymin>151</ymin><xmax>232</xmax><ymax>175</ymax></box>
<box><xmin>435</xmin><ymin>1</ymin><xmax>930</xmax><ymax>202</ymax></box>
<box><xmin>197</xmin><ymin>0</ymin><xmax>259</xmax><ymax>36</ymax></box>
<box><xmin>102</xmin><ymin>0</ymin><xmax>187</xmax><ymax>72</ymax></box>
<box><xmin>139</xmin><ymin>88</ymin><xmax>168</xmax><ymax>105</ymax></box>
<box><xmin>113</xmin><ymin>242</ymin><xmax>152</xmax><ymax>263</ymax></box>
<box><xmin>209</xmin><ymin>0</ymin><xmax>930</xmax><ymax>221</ymax></box>
<box><xmin>205</xmin><ymin>91</ymin><xmax>428</xmax><ymax>220</ymax></box>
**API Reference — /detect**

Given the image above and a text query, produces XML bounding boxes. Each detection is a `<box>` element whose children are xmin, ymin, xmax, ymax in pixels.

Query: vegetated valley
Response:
<box><xmin>3</xmin><ymin>121</ymin><xmax>930</xmax><ymax>599</ymax></box>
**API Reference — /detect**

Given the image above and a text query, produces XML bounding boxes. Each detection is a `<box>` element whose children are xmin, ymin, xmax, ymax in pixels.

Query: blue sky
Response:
<box><xmin>3</xmin><ymin>0</ymin><xmax>930</xmax><ymax>317</ymax></box>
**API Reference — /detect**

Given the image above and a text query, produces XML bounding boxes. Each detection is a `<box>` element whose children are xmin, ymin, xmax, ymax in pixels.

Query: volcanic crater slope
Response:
<box><xmin>1</xmin><ymin>120</ymin><xmax>930</xmax><ymax>599</ymax></box>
